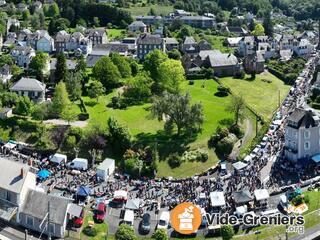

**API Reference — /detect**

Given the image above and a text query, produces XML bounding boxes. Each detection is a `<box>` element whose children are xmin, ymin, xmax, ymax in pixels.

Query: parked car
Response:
<box><xmin>94</xmin><ymin>202</ymin><xmax>106</xmax><ymax>223</ymax></box>
<box><xmin>157</xmin><ymin>211</ymin><xmax>170</xmax><ymax>229</ymax></box>
<box><xmin>140</xmin><ymin>213</ymin><xmax>151</xmax><ymax>234</ymax></box>
<box><xmin>73</xmin><ymin>216</ymin><xmax>84</xmax><ymax>228</ymax></box>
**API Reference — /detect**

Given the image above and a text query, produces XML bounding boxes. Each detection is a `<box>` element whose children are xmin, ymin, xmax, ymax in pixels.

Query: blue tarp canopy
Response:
<box><xmin>77</xmin><ymin>186</ymin><xmax>91</xmax><ymax>197</ymax></box>
<box><xmin>37</xmin><ymin>169</ymin><xmax>51</xmax><ymax>180</ymax></box>
<box><xmin>312</xmin><ymin>154</ymin><xmax>320</xmax><ymax>164</ymax></box>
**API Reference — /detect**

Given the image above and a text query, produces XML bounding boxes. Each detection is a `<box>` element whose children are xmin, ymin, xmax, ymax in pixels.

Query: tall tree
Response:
<box><xmin>55</xmin><ymin>52</ymin><xmax>67</xmax><ymax>83</ymax></box>
<box><xmin>92</xmin><ymin>56</ymin><xmax>121</xmax><ymax>90</ymax></box>
<box><xmin>143</xmin><ymin>50</ymin><xmax>168</xmax><ymax>81</ymax></box>
<box><xmin>65</xmin><ymin>71</ymin><xmax>82</xmax><ymax>101</ymax></box>
<box><xmin>156</xmin><ymin>59</ymin><xmax>185</xmax><ymax>94</ymax></box>
<box><xmin>88</xmin><ymin>81</ymin><xmax>105</xmax><ymax>102</ymax></box>
<box><xmin>252</xmin><ymin>23</ymin><xmax>265</xmax><ymax>36</ymax></box>
<box><xmin>47</xmin><ymin>2</ymin><xmax>60</xmax><ymax>17</ymax></box>
<box><xmin>29</xmin><ymin>52</ymin><xmax>49</xmax><ymax>81</ymax></box>
<box><xmin>150</xmin><ymin>92</ymin><xmax>204</xmax><ymax>136</ymax></box>
<box><xmin>110</xmin><ymin>53</ymin><xmax>131</xmax><ymax>78</ymax></box>
<box><xmin>51</xmin><ymin>81</ymin><xmax>71</xmax><ymax>117</ymax></box>
<box><xmin>61</xmin><ymin>104</ymin><xmax>78</xmax><ymax>125</ymax></box>
<box><xmin>226</xmin><ymin>95</ymin><xmax>245</xmax><ymax>125</ymax></box>
<box><xmin>263</xmin><ymin>13</ymin><xmax>274</xmax><ymax>37</ymax></box>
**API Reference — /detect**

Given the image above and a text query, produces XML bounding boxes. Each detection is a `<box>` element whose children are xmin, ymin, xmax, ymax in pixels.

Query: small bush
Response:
<box><xmin>229</xmin><ymin>124</ymin><xmax>244</xmax><ymax>138</ymax></box>
<box><xmin>181</xmin><ymin>149</ymin><xmax>208</xmax><ymax>162</ymax></box>
<box><xmin>168</xmin><ymin>153</ymin><xmax>182</xmax><ymax>168</ymax></box>
<box><xmin>189</xmin><ymin>80</ymin><xmax>195</xmax><ymax>85</ymax></box>
<box><xmin>78</xmin><ymin>113</ymin><xmax>89</xmax><ymax>120</ymax></box>
<box><xmin>83</xmin><ymin>226</ymin><xmax>97</xmax><ymax>237</ymax></box>
<box><xmin>234</xmin><ymin>70</ymin><xmax>245</xmax><ymax>79</ymax></box>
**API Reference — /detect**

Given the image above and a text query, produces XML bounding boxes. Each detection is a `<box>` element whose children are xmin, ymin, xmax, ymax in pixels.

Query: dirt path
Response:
<box><xmin>229</xmin><ymin>117</ymin><xmax>254</xmax><ymax>160</ymax></box>
<box><xmin>43</xmin><ymin>119</ymin><xmax>88</xmax><ymax>128</ymax></box>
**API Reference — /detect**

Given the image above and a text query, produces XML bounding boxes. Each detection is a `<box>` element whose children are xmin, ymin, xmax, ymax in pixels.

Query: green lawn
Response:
<box><xmin>84</xmin><ymin>80</ymin><xmax>233</xmax><ymax>178</ymax></box>
<box><xmin>123</xmin><ymin>4</ymin><xmax>174</xmax><ymax>16</ymax></box>
<box><xmin>204</xmin><ymin>35</ymin><xmax>235</xmax><ymax>54</ymax></box>
<box><xmin>80</xmin><ymin>211</ymin><xmax>108</xmax><ymax>240</ymax></box>
<box><xmin>220</xmin><ymin>72</ymin><xmax>291</xmax><ymax>121</ymax></box>
<box><xmin>107</xmin><ymin>29</ymin><xmax>125</xmax><ymax>40</ymax></box>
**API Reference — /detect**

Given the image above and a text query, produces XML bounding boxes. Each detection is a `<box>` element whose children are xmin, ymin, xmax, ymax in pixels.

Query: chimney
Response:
<box><xmin>20</xmin><ymin>168</ymin><xmax>24</xmax><ymax>178</ymax></box>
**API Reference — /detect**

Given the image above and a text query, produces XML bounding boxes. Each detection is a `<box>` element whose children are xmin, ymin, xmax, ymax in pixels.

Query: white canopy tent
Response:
<box><xmin>233</xmin><ymin>161</ymin><xmax>248</xmax><ymax>171</ymax></box>
<box><xmin>243</xmin><ymin>155</ymin><xmax>252</xmax><ymax>163</ymax></box>
<box><xmin>235</xmin><ymin>205</ymin><xmax>247</xmax><ymax>216</ymax></box>
<box><xmin>4</xmin><ymin>142</ymin><xmax>16</xmax><ymax>149</ymax></box>
<box><xmin>254</xmin><ymin>189</ymin><xmax>270</xmax><ymax>201</ymax></box>
<box><xmin>210</xmin><ymin>191</ymin><xmax>226</xmax><ymax>207</ymax></box>
<box><xmin>50</xmin><ymin>153</ymin><xmax>67</xmax><ymax>164</ymax></box>
<box><xmin>114</xmin><ymin>190</ymin><xmax>128</xmax><ymax>200</ymax></box>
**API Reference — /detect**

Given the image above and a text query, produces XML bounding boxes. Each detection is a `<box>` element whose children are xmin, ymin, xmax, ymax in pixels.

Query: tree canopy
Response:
<box><xmin>150</xmin><ymin>92</ymin><xmax>204</xmax><ymax>136</ymax></box>
<box><xmin>92</xmin><ymin>56</ymin><xmax>121</xmax><ymax>90</ymax></box>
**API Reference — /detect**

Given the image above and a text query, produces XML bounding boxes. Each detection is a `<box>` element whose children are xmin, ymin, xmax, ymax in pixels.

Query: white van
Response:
<box><xmin>123</xmin><ymin>210</ymin><xmax>134</xmax><ymax>226</ymax></box>
<box><xmin>157</xmin><ymin>211</ymin><xmax>170</xmax><ymax>229</ymax></box>
<box><xmin>67</xmin><ymin>158</ymin><xmax>88</xmax><ymax>171</ymax></box>
<box><xmin>50</xmin><ymin>153</ymin><xmax>67</xmax><ymax>165</ymax></box>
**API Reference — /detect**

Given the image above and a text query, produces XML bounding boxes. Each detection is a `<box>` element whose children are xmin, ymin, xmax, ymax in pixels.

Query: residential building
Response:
<box><xmin>128</xmin><ymin>21</ymin><xmax>147</xmax><ymax>33</ymax></box>
<box><xmin>172</xmin><ymin>9</ymin><xmax>192</xmax><ymax>17</ymax></box>
<box><xmin>87</xmin><ymin>43</ymin><xmax>129</xmax><ymax>67</ymax></box>
<box><xmin>85</xmin><ymin>28</ymin><xmax>108</xmax><ymax>46</ymax></box>
<box><xmin>293</xmin><ymin>39</ymin><xmax>315</xmax><ymax>56</ymax></box>
<box><xmin>225</xmin><ymin>37</ymin><xmax>242</xmax><ymax>48</ymax></box>
<box><xmin>0</xmin><ymin>158</ymin><xmax>36</xmax><ymax>222</ymax></box>
<box><xmin>11</xmin><ymin>46</ymin><xmax>36</xmax><ymax>68</ymax></box>
<box><xmin>35</xmin><ymin>30</ymin><xmax>54</xmax><ymax>53</ymax></box>
<box><xmin>164</xmin><ymin>37</ymin><xmax>179</xmax><ymax>51</ymax></box>
<box><xmin>20</xmin><ymin>190</ymin><xmax>73</xmax><ymax>238</ymax></box>
<box><xmin>243</xmin><ymin>52</ymin><xmax>265</xmax><ymax>74</ymax></box>
<box><xmin>285</xmin><ymin>108</ymin><xmax>320</xmax><ymax>162</ymax></box>
<box><xmin>238</xmin><ymin>36</ymin><xmax>255</xmax><ymax>57</ymax></box>
<box><xmin>0</xmin><ymin>108</ymin><xmax>12</xmax><ymax>119</ymax></box>
<box><xmin>135</xmin><ymin>16</ymin><xmax>163</xmax><ymax>26</ymax></box>
<box><xmin>204</xmin><ymin>50</ymin><xmax>240</xmax><ymax>77</ymax></box>
<box><xmin>54</xmin><ymin>31</ymin><xmax>92</xmax><ymax>55</ymax></box>
<box><xmin>7</xmin><ymin>19</ymin><xmax>20</xmax><ymax>33</ymax></box>
<box><xmin>122</xmin><ymin>37</ymin><xmax>137</xmax><ymax>53</ymax></box>
<box><xmin>10</xmin><ymin>77</ymin><xmax>46</xmax><ymax>103</ymax></box>
<box><xmin>0</xmin><ymin>64</ymin><xmax>12</xmax><ymax>83</ymax></box>
<box><xmin>181</xmin><ymin>36</ymin><xmax>198</xmax><ymax>56</ymax></box>
<box><xmin>225</xmin><ymin>26</ymin><xmax>248</xmax><ymax>36</ymax></box>
<box><xmin>137</xmin><ymin>34</ymin><xmax>165</xmax><ymax>60</ymax></box>
<box><xmin>179</xmin><ymin>16</ymin><xmax>215</xmax><ymax>29</ymax></box>
<box><xmin>49</xmin><ymin>59</ymin><xmax>77</xmax><ymax>81</ymax></box>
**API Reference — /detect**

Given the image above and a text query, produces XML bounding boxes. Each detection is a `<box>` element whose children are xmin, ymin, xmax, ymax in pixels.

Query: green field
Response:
<box><xmin>84</xmin><ymin>80</ymin><xmax>233</xmax><ymax>178</ymax></box>
<box><xmin>220</xmin><ymin>72</ymin><xmax>291</xmax><ymax>121</ymax></box>
<box><xmin>107</xmin><ymin>29</ymin><xmax>125</xmax><ymax>40</ymax></box>
<box><xmin>123</xmin><ymin>4</ymin><xmax>174</xmax><ymax>16</ymax></box>
<box><xmin>205</xmin><ymin>35</ymin><xmax>235</xmax><ymax>54</ymax></box>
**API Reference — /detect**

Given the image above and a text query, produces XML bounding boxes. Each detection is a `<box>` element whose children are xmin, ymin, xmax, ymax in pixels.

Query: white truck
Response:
<box><xmin>67</xmin><ymin>158</ymin><xmax>88</xmax><ymax>171</ymax></box>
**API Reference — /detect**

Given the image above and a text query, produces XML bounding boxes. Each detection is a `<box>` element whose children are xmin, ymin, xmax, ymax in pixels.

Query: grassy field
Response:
<box><xmin>123</xmin><ymin>4</ymin><xmax>174</xmax><ymax>16</ymax></box>
<box><xmin>107</xmin><ymin>29</ymin><xmax>125</xmax><ymax>40</ymax></box>
<box><xmin>220</xmin><ymin>72</ymin><xmax>291</xmax><ymax>121</ymax></box>
<box><xmin>204</xmin><ymin>35</ymin><xmax>235</xmax><ymax>54</ymax></box>
<box><xmin>84</xmin><ymin>80</ymin><xmax>233</xmax><ymax>178</ymax></box>
<box><xmin>80</xmin><ymin>211</ymin><xmax>108</xmax><ymax>240</ymax></box>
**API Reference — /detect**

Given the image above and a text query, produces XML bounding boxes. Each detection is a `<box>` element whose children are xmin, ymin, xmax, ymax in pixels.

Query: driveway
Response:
<box><xmin>43</xmin><ymin>119</ymin><xmax>88</xmax><ymax>128</ymax></box>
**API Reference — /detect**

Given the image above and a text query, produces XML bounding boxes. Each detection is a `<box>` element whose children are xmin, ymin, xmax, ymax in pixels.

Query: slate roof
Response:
<box><xmin>233</xmin><ymin>190</ymin><xmax>253</xmax><ymax>204</ymax></box>
<box><xmin>50</xmin><ymin>59</ymin><xmax>77</xmax><ymax>70</ymax></box>
<box><xmin>85</xmin><ymin>28</ymin><xmax>106</xmax><ymax>37</ymax></box>
<box><xmin>164</xmin><ymin>37</ymin><xmax>178</xmax><ymax>45</ymax></box>
<box><xmin>207</xmin><ymin>52</ymin><xmax>238</xmax><ymax>67</ymax></box>
<box><xmin>21</xmin><ymin>190</ymin><xmax>70</xmax><ymax>225</ymax></box>
<box><xmin>10</xmin><ymin>77</ymin><xmax>45</xmax><ymax>92</ymax></box>
<box><xmin>0</xmin><ymin>158</ymin><xmax>31</xmax><ymax>193</ymax></box>
<box><xmin>129</xmin><ymin>21</ymin><xmax>146</xmax><ymax>27</ymax></box>
<box><xmin>183</xmin><ymin>36</ymin><xmax>196</xmax><ymax>45</ymax></box>
<box><xmin>137</xmin><ymin>34</ymin><xmax>163</xmax><ymax>45</ymax></box>
<box><xmin>287</xmin><ymin>108</ymin><xmax>317</xmax><ymax>128</ymax></box>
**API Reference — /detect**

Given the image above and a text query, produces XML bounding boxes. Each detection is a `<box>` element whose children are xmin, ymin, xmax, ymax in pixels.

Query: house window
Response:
<box><xmin>6</xmin><ymin>191</ymin><xmax>11</xmax><ymax>202</ymax></box>
<box><xmin>304</xmin><ymin>141</ymin><xmax>310</xmax><ymax>150</ymax></box>
<box><xmin>304</xmin><ymin>130</ymin><xmax>310</xmax><ymax>139</ymax></box>
<box><xmin>48</xmin><ymin>223</ymin><xmax>55</xmax><ymax>234</ymax></box>
<box><xmin>26</xmin><ymin>216</ymin><xmax>34</xmax><ymax>226</ymax></box>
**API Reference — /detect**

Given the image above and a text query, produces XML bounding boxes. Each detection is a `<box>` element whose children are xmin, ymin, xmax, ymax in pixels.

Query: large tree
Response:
<box><xmin>150</xmin><ymin>92</ymin><xmax>204</xmax><ymax>136</ymax></box>
<box><xmin>143</xmin><ymin>50</ymin><xmax>168</xmax><ymax>80</ymax></box>
<box><xmin>107</xmin><ymin>117</ymin><xmax>132</xmax><ymax>154</ymax></box>
<box><xmin>263</xmin><ymin>13</ymin><xmax>274</xmax><ymax>37</ymax></box>
<box><xmin>226</xmin><ymin>95</ymin><xmax>246</xmax><ymax>125</ymax></box>
<box><xmin>110</xmin><ymin>53</ymin><xmax>131</xmax><ymax>78</ymax></box>
<box><xmin>65</xmin><ymin>71</ymin><xmax>82</xmax><ymax>101</ymax></box>
<box><xmin>61</xmin><ymin>104</ymin><xmax>78</xmax><ymax>125</ymax></box>
<box><xmin>88</xmin><ymin>81</ymin><xmax>105</xmax><ymax>102</ymax></box>
<box><xmin>29</xmin><ymin>52</ymin><xmax>49</xmax><ymax>81</ymax></box>
<box><xmin>252</xmin><ymin>23</ymin><xmax>265</xmax><ymax>36</ymax></box>
<box><xmin>156</xmin><ymin>59</ymin><xmax>185</xmax><ymax>94</ymax></box>
<box><xmin>54</xmin><ymin>52</ymin><xmax>67</xmax><ymax>82</ymax></box>
<box><xmin>92</xmin><ymin>56</ymin><xmax>121</xmax><ymax>90</ymax></box>
<box><xmin>51</xmin><ymin>81</ymin><xmax>71</xmax><ymax>117</ymax></box>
